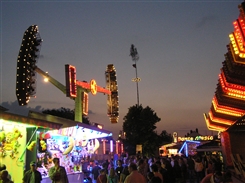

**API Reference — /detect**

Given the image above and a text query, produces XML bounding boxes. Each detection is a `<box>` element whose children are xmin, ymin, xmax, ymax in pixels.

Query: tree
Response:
<box><xmin>122</xmin><ymin>104</ymin><xmax>163</xmax><ymax>156</ymax></box>
<box><xmin>42</xmin><ymin>107</ymin><xmax>90</xmax><ymax>125</ymax></box>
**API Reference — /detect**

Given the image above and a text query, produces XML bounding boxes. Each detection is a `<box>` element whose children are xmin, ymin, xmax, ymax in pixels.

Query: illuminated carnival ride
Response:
<box><xmin>15</xmin><ymin>25</ymin><xmax>119</xmax><ymax>176</ymax></box>
<box><xmin>204</xmin><ymin>3</ymin><xmax>245</xmax><ymax>132</ymax></box>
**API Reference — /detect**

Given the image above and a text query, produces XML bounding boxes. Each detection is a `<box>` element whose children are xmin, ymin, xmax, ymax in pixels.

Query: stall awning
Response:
<box><xmin>28</xmin><ymin>111</ymin><xmax>112</xmax><ymax>139</ymax></box>
<box><xmin>0</xmin><ymin>111</ymin><xmax>62</xmax><ymax>129</ymax></box>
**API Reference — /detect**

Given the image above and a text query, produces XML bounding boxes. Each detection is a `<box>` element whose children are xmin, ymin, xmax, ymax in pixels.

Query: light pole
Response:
<box><xmin>130</xmin><ymin>44</ymin><xmax>140</xmax><ymax>106</ymax></box>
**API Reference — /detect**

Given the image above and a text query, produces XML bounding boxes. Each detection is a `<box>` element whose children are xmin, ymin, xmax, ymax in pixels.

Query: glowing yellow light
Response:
<box><xmin>44</xmin><ymin>72</ymin><xmax>49</xmax><ymax>82</ymax></box>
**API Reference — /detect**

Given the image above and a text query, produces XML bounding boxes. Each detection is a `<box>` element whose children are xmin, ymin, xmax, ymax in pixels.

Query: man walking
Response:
<box><xmin>22</xmin><ymin>161</ymin><xmax>42</xmax><ymax>183</ymax></box>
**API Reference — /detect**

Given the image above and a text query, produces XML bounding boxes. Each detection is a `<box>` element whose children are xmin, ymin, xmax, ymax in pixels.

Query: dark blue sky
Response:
<box><xmin>0</xmin><ymin>0</ymin><xmax>241</xmax><ymax>138</ymax></box>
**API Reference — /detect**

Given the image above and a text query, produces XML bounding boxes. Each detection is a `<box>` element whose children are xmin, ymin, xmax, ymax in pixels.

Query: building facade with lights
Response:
<box><xmin>204</xmin><ymin>1</ymin><xmax>245</xmax><ymax>181</ymax></box>
<box><xmin>204</xmin><ymin>1</ymin><xmax>245</xmax><ymax>133</ymax></box>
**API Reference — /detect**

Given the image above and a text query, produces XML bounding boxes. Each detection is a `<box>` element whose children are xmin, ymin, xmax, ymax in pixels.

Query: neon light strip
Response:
<box><xmin>233</xmin><ymin>20</ymin><xmax>244</xmax><ymax>52</ymax></box>
<box><xmin>185</xmin><ymin>143</ymin><xmax>188</xmax><ymax>157</ymax></box>
<box><xmin>67</xmin><ymin>65</ymin><xmax>77</xmax><ymax>97</ymax></box>
<box><xmin>178</xmin><ymin>141</ymin><xmax>186</xmax><ymax>154</ymax></box>
<box><xmin>221</xmin><ymin>70</ymin><xmax>245</xmax><ymax>90</ymax></box>
<box><xmin>212</xmin><ymin>96</ymin><xmax>245</xmax><ymax>117</ymax></box>
<box><xmin>76</xmin><ymin>81</ymin><xmax>111</xmax><ymax>95</ymax></box>
<box><xmin>121</xmin><ymin>143</ymin><xmax>123</xmax><ymax>153</ymax></box>
<box><xmin>203</xmin><ymin>113</ymin><xmax>228</xmax><ymax>131</ymax></box>
<box><xmin>229</xmin><ymin>33</ymin><xmax>245</xmax><ymax>58</ymax></box>
<box><xmin>83</xmin><ymin>92</ymin><xmax>88</xmax><ymax>115</ymax></box>
<box><xmin>229</xmin><ymin>33</ymin><xmax>240</xmax><ymax>55</ymax></box>
<box><xmin>237</xmin><ymin>18</ymin><xmax>245</xmax><ymax>46</ymax></box>
<box><xmin>110</xmin><ymin>140</ymin><xmax>113</xmax><ymax>153</ymax></box>
<box><xmin>229</xmin><ymin>43</ymin><xmax>245</xmax><ymax>64</ymax></box>
<box><xmin>116</xmin><ymin>141</ymin><xmax>119</xmax><ymax>154</ymax></box>
<box><xmin>208</xmin><ymin>111</ymin><xmax>234</xmax><ymax>125</ymax></box>
<box><xmin>219</xmin><ymin>74</ymin><xmax>245</xmax><ymax>99</ymax></box>
<box><xmin>103</xmin><ymin>140</ymin><xmax>106</xmax><ymax>154</ymax></box>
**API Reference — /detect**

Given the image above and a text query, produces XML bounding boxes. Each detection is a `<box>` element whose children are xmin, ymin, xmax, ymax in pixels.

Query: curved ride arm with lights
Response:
<box><xmin>16</xmin><ymin>25</ymin><xmax>42</xmax><ymax>106</ymax></box>
<box><xmin>105</xmin><ymin>64</ymin><xmax>119</xmax><ymax>123</ymax></box>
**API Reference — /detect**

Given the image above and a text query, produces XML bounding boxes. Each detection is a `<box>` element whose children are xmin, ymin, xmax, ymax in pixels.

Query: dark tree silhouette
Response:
<box><xmin>122</xmin><ymin>104</ymin><xmax>172</xmax><ymax>156</ymax></box>
<box><xmin>42</xmin><ymin>107</ymin><xmax>90</xmax><ymax>125</ymax></box>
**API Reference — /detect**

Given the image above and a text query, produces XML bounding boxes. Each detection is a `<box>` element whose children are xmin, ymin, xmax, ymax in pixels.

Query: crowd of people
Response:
<box><xmin>0</xmin><ymin>153</ymin><xmax>233</xmax><ymax>183</ymax></box>
<box><xmin>88</xmin><ymin>153</ymin><xmax>233</xmax><ymax>183</ymax></box>
<box><xmin>0</xmin><ymin>158</ymin><xmax>69</xmax><ymax>183</ymax></box>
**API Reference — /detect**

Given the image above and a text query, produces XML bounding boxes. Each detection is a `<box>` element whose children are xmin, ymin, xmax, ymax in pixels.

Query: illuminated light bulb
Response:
<box><xmin>44</xmin><ymin>77</ymin><xmax>49</xmax><ymax>82</ymax></box>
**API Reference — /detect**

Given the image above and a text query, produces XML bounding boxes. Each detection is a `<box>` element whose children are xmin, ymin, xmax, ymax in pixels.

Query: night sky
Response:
<box><xmin>1</xmin><ymin>0</ymin><xmax>242</xmax><ymax>139</ymax></box>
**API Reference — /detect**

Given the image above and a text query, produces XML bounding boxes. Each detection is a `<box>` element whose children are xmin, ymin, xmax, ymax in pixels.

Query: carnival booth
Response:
<box><xmin>29</xmin><ymin>111</ymin><xmax>113</xmax><ymax>182</ymax></box>
<box><xmin>0</xmin><ymin>108</ymin><xmax>62</xmax><ymax>182</ymax></box>
<box><xmin>0</xmin><ymin>108</ymin><xmax>113</xmax><ymax>183</ymax></box>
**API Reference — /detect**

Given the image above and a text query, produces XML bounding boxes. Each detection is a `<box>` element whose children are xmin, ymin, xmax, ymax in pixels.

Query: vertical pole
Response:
<box><xmin>75</xmin><ymin>87</ymin><xmax>83</xmax><ymax>122</ymax></box>
<box><xmin>135</xmin><ymin>60</ymin><xmax>139</xmax><ymax>106</ymax></box>
<box><xmin>130</xmin><ymin>44</ymin><xmax>140</xmax><ymax>106</ymax></box>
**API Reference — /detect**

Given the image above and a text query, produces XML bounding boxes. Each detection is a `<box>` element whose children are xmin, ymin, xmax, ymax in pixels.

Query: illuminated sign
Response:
<box><xmin>90</xmin><ymin>79</ymin><xmax>97</xmax><ymax>95</ymax></box>
<box><xmin>178</xmin><ymin>136</ymin><xmax>213</xmax><ymax>142</ymax></box>
<box><xmin>65</xmin><ymin>64</ymin><xmax>77</xmax><ymax>97</ymax></box>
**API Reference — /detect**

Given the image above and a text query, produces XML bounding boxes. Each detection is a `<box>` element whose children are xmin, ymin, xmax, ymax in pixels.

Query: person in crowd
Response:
<box><xmin>97</xmin><ymin>169</ymin><xmax>107</xmax><ymax>183</ymax></box>
<box><xmin>206</xmin><ymin>160</ymin><xmax>215</xmax><ymax>176</ymax></box>
<box><xmin>48</xmin><ymin>158</ymin><xmax>69</xmax><ymax>183</ymax></box>
<box><xmin>223</xmin><ymin>171</ymin><xmax>233</xmax><ymax>183</ymax></box>
<box><xmin>115</xmin><ymin>160</ymin><xmax>124</xmax><ymax>181</ymax></box>
<box><xmin>195</xmin><ymin>157</ymin><xmax>204</xmax><ymax>183</ymax></box>
<box><xmin>138</xmin><ymin>159</ymin><xmax>148</xmax><ymax>181</ymax></box>
<box><xmin>162</xmin><ymin>158</ymin><xmax>174</xmax><ymax>183</ymax></box>
<box><xmin>212</xmin><ymin>157</ymin><xmax>223</xmax><ymax>173</ymax></box>
<box><xmin>143</xmin><ymin>157</ymin><xmax>149</xmax><ymax>175</ymax></box>
<box><xmin>147</xmin><ymin>172</ymin><xmax>154</xmax><ymax>183</ymax></box>
<box><xmin>108</xmin><ymin>168</ymin><xmax>119</xmax><ymax>183</ymax></box>
<box><xmin>151</xmin><ymin>164</ymin><xmax>163</xmax><ymax>183</ymax></box>
<box><xmin>102</xmin><ymin>160</ymin><xmax>109</xmax><ymax>175</ymax></box>
<box><xmin>200</xmin><ymin>171</ymin><xmax>223</xmax><ymax>183</ymax></box>
<box><xmin>155</xmin><ymin>160</ymin><xmax>167</xmax><ymax>182</ymax></box>
<box><xmin>22</xmin><ymin>161</ymin><xmax>42</xmax><ymax>183</ymax></box>
<box><xmin>91</xmin><ymin>161</ymin><xmax>101</xmax><ymax>183</ymax></box>
<box><xmin>149</xmin><ymin>176</ymin><xmax>162</xmax><ymax>183</ymax></box>
<box><xmin>120</xmin><ymin>165</ymin><xmax>129</xmax><ymax>183</ymax></box>
<box><xmin>179</xmin><ymin>158</ymin><xmax>187</xmax><ymax>183</ymax></box>
<box><xmin>124</xmin><ymin>162</ymin><xmax>146</xmax><ymax>183</ymax></box>
<box><xmin>0</xmin><ymin>170</ymin><xmax>13</xmax><ymax>183</ymax></box>
<box><xmin>148</xmin><ymin>157</ymin><xmax>155</xmax><ymax>172</ymax></box>
<box><xmin>0</xmin><ymin>164</ymin><xmax>11</xmax><ymax>181</ymax></box>
<box><xmin>170</xmin><ymin>156</ymin><xmax>175</xmax><ymax>167</ymax></box>
<box><xmin>173</xmin><ymin>159</ymin><xmax>182</xmax><ymax>183</ymax></box>
<box><xmin>187</xmin><ymin>156</ymin><xmax>195</xmax><ymax>183</ymax></box>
